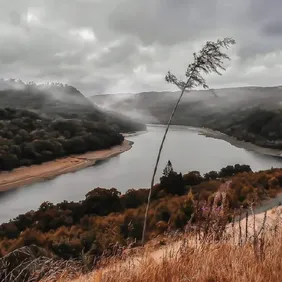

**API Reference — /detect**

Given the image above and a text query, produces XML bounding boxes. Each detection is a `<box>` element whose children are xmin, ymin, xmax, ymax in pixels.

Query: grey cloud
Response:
<box><xmin>248</xmin><ymin>0</ymin><xmax>282</xmax><ymax>23</ymax></box>
<box><xmin>0</xmin><ymin>0</ymin><xmax>281</xmax><ymax>96</ymax></box>
<box><xmin>235</xmin><ymin>0</ymin><xmax>282</xmax><ymax>60</ymax></box>
<box><xmin>108</xmin><ymin>0</ymin><xmax>218</xmax><ymax>45</ymax></box>
<box><xmin>91</xmin><ymin>37</ymin><xmax>138</xmax><ymax>68</ymax></box>
<box><xmin>261</xmin><ymin>20</ymin><xmax>282</xmax><ymax>37</ymax></box>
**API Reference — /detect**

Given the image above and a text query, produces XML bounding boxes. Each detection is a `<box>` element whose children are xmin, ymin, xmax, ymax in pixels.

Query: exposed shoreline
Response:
<box><xmin>0</xmin><ymin>140</ymin><xmax>133</xmax><ymax>193</ymax></box>
<box><xmin>1</xmin><ymin>124</ymin><xmax>281</xmax><ymax>195</ymax></box>
<box><xmin>147</xmin><ymin>123</ymin><xmax>282</xmax><ymax>159</ymax></box>
<box><xmin>197</xmin><ymin>127</ymin><xmax>282</xmax><ymax>158</ymax></box>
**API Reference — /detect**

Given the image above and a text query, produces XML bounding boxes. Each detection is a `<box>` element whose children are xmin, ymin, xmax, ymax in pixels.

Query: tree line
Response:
<box><xmin>0</xmin><ymin>107</ymin><xmax>124</xmax><ymax>171</ymax></box>
<box><xmin>2</xmin><ymin>162</ymin><xmax>280</xmax><ymax>264</ymax></box>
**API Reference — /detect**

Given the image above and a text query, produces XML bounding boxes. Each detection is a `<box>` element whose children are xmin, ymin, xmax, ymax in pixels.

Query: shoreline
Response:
<box><xmin>146</xmin><ymin>123</ymin><xmax>282</xmax><ymax>158</ymax></box>
<box><xmin>0</xmin><ymin>140</ymin><xmax>133</xmax><ymax>193</ymax></box>
<box><xmin>197</xmin><ymin>127</ymin><xmax>282</xmax><ymax>158</ymax></box>
<box><xmin>122</xmin><ymin>130</ymin><xmax>148</xmax><ymax>137</ymax></box>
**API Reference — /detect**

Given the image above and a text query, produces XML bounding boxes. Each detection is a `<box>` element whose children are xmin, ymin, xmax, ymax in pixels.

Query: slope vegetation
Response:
<box><xmin>2</xmin><ymin>164</ymin><xmax>282</xmax><ymax>280</ymax></box>
<box><xmin>0</xmin><ymin>80</ymin><xmax>145</xmax><ymax>171</ymax></box>
<box><xmin>0</xmin><ymin>80</ymin><xmax>145</xmax><ymax>133</ymax></box>
<box><xmin>91</xmin><ymin>86</ymin><xmax>282</xmax><ymax>149</ymax></box>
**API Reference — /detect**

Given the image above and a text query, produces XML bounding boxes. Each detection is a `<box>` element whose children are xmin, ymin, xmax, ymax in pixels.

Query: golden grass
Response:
<box><xmin>70</xmin><ymin>230</ymin><xmax>282</xmax><ymax>282</ymax></box>
<box><xmin>4</xmin><ymin>184</ymin><xmax>281</xmax><ymax>282</ymax></box>
<box><xmin>63</xmin><ymin>206</ymin><xmax>282</xmax><ymax>282</ymax></box>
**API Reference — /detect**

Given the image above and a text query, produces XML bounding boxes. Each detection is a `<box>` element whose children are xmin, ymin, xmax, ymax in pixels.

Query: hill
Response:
<box><xmin>2</xmin><ymin>163</ymin><xmax>282</xmax><ymax>281</ymax></box>
<box><xmin>0</xmin><ymin>79</ymin><xmax>145</xmax><ymax>171</ymax></box>
<box><xmin>91</xmin><ymin>86</ymin><xmax>282</xmax><ymax>149</ymax></box>
<box><xmin>0</xmin><ymin>107</ymin><xmax>125</xmax><ymax>171</ymax></box>
<box><xmin>0</xmin><ymin>79</ymin><xmax>145</xmax><ymax>133</ymax></box>
<box><xmin>68</xmin><ymin>215</ymin><xmax>282</xmax><ymax>282</ymax></box>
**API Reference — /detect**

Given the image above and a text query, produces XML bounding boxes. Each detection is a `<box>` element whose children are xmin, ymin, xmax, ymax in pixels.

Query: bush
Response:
<box><xmin>2</xmin><ymin>163</ymin><xmax>280</xmax><ymax>266</ymax></box>
<box><xmin>183</xmin><ymin>171</ymin><xmax>203</xmax><ymax>186</ymax></box>
<box><xmin>0</xmin><ymin>223</ymin><xmax>20</xmax><ymax>239</ymax></box>
<box><xmin>85</xmin><ymin>188</ymin><xmax>122</xmax><ymax>215</ymax></box>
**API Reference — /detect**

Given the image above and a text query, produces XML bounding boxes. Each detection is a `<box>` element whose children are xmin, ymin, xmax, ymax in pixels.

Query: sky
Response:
<box><xmin>0</xmin><ymin>0</ymin><xmax>282</xmax><ymax>96</ymax></box>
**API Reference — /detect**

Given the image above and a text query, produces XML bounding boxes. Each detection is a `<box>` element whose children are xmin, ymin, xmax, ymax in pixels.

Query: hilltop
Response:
<box><xmin>0</xmin><ymin>79</ymin><xmax>145</xmax><ymax>171</ymax></box>
<box><xmin>91</xmin><ymin>86</ymin><xmax>282</xmax><ymax>149</ymax></box>
<box><xmin>0</xmin><ymin>79</ymin><xmax>145</xmax><ymax>133</ymax></box>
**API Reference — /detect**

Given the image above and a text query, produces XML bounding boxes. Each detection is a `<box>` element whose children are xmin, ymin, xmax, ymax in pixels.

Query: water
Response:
<box><xmin>1</xmin><ymin>125</ymin><xmax>282</xmax><ymax>223</ymax></box>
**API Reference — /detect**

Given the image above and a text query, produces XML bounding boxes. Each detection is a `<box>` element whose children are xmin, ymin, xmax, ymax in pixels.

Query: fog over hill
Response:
<box><xmin>91</xmin><ymin>86</ymin><xmax>282</xmax><ymax>149</ymax></box>
<box><xmin>0</xmin><ymin>79</ymin><xmax>145</xmax><ymax>132</ymax></box>
<box><xmin>92</xmin><ymin>86</ymin><xmax>282</xmax><ymax>113</ymax></box>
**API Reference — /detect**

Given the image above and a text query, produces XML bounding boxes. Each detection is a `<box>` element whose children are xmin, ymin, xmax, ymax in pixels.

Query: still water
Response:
<box><xmin>1</xmin><ymin>125</ymin><xmax>282</xmax><ymax>223</ymax></box>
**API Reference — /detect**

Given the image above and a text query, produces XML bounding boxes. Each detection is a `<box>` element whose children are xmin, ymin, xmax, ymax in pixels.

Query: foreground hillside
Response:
<box><xmin>68</xmin><ymin>221</ymin><xmax>282</xmax><ymax>282</ymax></box>
<box><xmin>0</xmin><ymin>79</ymin><xmax>145</xmax><ymax>133</ymax></box>
<box><xmin>2</xmin><ymin>163</ymin><xmax>282</xmax><ymax>281</ymax></box>
<box><xmin>91</xmin><ymin>86</ymin><xmax>282</xmax><ymax>149</ymax></box>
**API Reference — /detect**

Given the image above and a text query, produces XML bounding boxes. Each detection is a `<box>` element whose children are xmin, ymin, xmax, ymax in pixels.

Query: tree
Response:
<box><xmin>183</xmin><ymin>171</ymin><xmax>203</xmax><ymax>186</ymax></box>
<box><xmin>204</xmin><ymin>170</ymin><xmax>219</xmax><ymax>180</ymax></box>
<box><xmin>160</xmin><ymin>170</ymin><xmax>185</xmax><ymax>195</ymax></box>
<box><xmin>141</xmin><ymin>38</ymin><xmax>236</xmax><ymax>245</ymax></box>
<box><xmin>163</xmin><ymin>160</ymin><xmax>173</xmax><ymax>177</ymax></box>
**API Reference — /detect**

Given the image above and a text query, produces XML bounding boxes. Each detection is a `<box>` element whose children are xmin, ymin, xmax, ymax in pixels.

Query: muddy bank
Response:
<box><xmin>0</xmin><ymin>140</ymin><xmax>133</xmax><ymax>192</ymax></box>
<box><xmin>146</xmin><ymin>123</ymin><xmax>282</xmax><ymax>158</ymax></box>
<box><xmin>197</xmin><ymin>127</ymin><xmax>282</xmax><ymax>158</ymax></box>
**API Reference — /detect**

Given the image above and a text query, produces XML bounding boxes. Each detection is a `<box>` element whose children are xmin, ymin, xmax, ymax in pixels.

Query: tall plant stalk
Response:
<box><xmin>141</xmin><ymin>38</ymin><xmax>236</xmax><ymax>246</ymax></box>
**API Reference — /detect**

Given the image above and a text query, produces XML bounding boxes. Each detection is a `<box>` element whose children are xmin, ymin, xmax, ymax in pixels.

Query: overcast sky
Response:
<box><xmin>0</xmin><ymin>0</ymin><xmax>281</xmax><ymax>95</ymax></box>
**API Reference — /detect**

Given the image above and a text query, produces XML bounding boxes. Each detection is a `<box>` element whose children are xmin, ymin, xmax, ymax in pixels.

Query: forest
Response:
<box><xmin>0</xmin><ymin>107</ymin><xmax>124</xmax><ymax>171</ymax></box>
<box><xmin>91</xmin><ymin>87</ymin><xmax>282</xmax><ymax>149</ymax></box>
<box><xmin>1</xmin><ymin>162</ymin><xmax>281</xmax><ymax>272</ymax></box>
<box><xmin>0</xmin><ymin>80</ymin><xmax>147</xmax><ymax>171</ymax></box>
<box><xmin>0</xmin><ymin>80</ymin><xmax>145</xmax><ymax>133</ymax></box>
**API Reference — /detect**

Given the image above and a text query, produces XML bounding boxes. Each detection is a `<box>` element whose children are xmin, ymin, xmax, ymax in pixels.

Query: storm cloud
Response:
<box><xmin>0</xmin><ymin>0</ymin><xmax>281</xmax><ymax>95</ymax></box>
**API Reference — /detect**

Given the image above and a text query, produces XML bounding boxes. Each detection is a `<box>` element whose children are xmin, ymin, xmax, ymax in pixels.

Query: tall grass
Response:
<box><xmin>61</xmin><ymin>183</ymin><xmax>282</xmax><ymax>282</ymax></box>
<box><xmin>71</xmin><ymin>206</ymin><xmax>282</xmax><ymax>282</ymax></box>
<box><xmin>2</xmin><ymin>182</ymin><xmax>281</xmax><ymax>282</ymax></box>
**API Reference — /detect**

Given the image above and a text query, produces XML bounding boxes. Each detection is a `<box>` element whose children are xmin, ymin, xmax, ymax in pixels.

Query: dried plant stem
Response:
<box><xmin>232</xmin><ymin>213</ymin><xmax>235</xmax><ymax>245</ymax></box>
<box><xmin>141</xmin><ymin>77</ymin><xmax>190</xmax><ymax>246</ymax></box>
<box><xmin>141</xmin><ymin>38</ymin><xmax>235</xmax><ymax>246</ymax></box>
<box><xmin>238</xmin><ymin>208</ymin><xmax>242</xmax><ymax>246</ymax></box>
<box><xmin>245</xmin><ymin>211</ymin><xmax>249</xmax><ymax>244</ymax></box>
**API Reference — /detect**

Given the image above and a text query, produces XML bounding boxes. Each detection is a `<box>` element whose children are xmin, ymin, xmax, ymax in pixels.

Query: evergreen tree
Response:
<box><xmin>163</xmin><ymin>160</ymin><xmax>173</xmax><ymax>177</ymax></box>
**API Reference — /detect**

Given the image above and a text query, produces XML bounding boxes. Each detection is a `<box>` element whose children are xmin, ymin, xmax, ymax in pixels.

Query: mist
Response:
<box><xmin>91</xmin><ymin>85</ymin><xmax>282</xmax><ymax>128</ymax></box>
<box><xmin>91</xmin><ymin>92</ymin><xmax>160</xmax><ymax>124</ymax></box>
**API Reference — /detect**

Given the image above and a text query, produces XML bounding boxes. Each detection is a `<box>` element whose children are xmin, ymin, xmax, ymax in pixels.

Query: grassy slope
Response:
<box><xmin>1</xmin><ymin>166</ymin><xmax>282</xmax><ymax>262</ymax></box>
<box><xmin>70</xmin><ymin>224</ymin><xmax>282</xmax><ymax>282</ymax></box>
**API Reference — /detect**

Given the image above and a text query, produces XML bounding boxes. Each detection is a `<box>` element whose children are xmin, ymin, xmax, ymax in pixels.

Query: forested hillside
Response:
<box><xmin>0</xmin><ymin>79</ymin><xmax>145</xmax><ymax>171</ymax></box>
<box><xmin>91</xmin><ymin>86</ymin><xmax>282</xmax><ymax>149</ymax></box>
<box><xmin>0</xmin><ymin>79</ymin><xmax>145</xmax><ymax>133</ymax></box>
<box><xmin>0</xmin><ymin>108</ymin><xmax>124</xmax><ymax>171</ymax></box>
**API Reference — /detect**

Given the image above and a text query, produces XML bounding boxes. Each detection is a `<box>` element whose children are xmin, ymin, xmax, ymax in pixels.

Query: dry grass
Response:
<box><xmin>67</xmin><ymin>205</ymin><xmax>282</xmax><ymax>282</ymax></box>
<box><xmin>0</xmin><ymin>245</ymin><xmax>83</xmax><ymax>282</ymax></box>
<box><xmin>3</xmin><ymin>182</ymin><xmax>282</xmax><ymax>282</ymax></box>
<box><xmin>71</xmin><ymin>229</ymin><xmax>282</xmax><ymax>282</ymax></box>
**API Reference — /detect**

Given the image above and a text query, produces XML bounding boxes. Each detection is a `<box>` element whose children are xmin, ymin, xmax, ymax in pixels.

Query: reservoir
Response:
<box><xmin>1</xmin><ymin>125</ymin><xmax>282</xmax><ymax>223</ymax></box>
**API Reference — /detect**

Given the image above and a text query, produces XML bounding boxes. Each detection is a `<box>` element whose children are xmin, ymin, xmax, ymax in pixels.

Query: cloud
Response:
<box><xmin>108</xmin><ymin>0</ymin><xmax>218</xmax><ymax>45</ymax></box>
<box><xmin>0</xmin><ymin>0</ymin><xmax>281</xmax><ymax>96</ymax></box>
